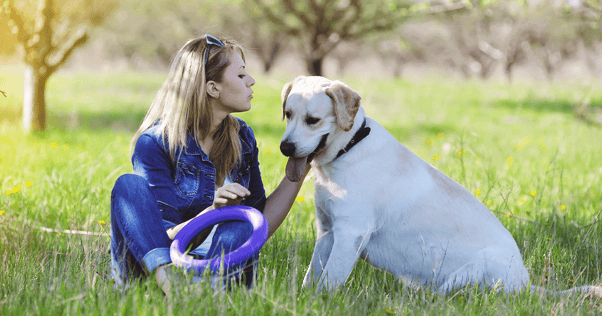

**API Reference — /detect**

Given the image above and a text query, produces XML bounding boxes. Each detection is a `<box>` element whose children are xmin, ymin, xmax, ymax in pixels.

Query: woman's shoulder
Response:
<box><xmin>136</xmin><ymin>125</ymin><xmax>168</xmax><ymax>152</ymax></box>
<box><xmin>235</xmin><ymin>117</ymin><xmax>257</xmax><ymax>149</ymax></box>
<box><xmin>235</xmin><ymin>117</ymin><xmax>255</xmax><ymax>138</ymax></box>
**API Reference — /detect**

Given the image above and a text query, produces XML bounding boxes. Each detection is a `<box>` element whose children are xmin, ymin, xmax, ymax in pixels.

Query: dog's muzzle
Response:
<box><xmin>280</xmin><ymin>141</ymin><xmax>296</xmax><ymax>157</ymax></box>
<box><xmin>280</xmin><ymin>133</ymin><xmax>329</xmax><ymax>163</ymax></box>
<box><xmin>307</xmin><ymin>133</ymin><xmax>329</xmax><ymax>163</ymax></box>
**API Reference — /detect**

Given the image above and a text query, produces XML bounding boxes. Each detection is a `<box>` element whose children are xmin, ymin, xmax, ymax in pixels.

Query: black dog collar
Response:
<box><xmin>334</xmin><ymin>119</ymin><xmax>371</xmax><ymax>160</ymax></box>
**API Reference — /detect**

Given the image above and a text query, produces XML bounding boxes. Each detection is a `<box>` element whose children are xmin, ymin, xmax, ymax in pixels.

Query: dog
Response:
<box><xmin>279</xmin><ymin>76</ymin><xmax>602</xmax><ymax>296</ymax></box>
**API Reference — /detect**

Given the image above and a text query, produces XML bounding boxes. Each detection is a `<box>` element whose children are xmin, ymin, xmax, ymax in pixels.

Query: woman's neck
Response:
<box><xmin>199</xmin><ymin>108</ymin><xmax>228</xmax><ymax>156</ymax></box>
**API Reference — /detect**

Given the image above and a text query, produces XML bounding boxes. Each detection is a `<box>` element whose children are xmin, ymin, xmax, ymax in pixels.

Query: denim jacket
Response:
<box><xmin>131</xmin><ymin>118</ymin><xmax>266</xmax><ymax>224</ymax></box>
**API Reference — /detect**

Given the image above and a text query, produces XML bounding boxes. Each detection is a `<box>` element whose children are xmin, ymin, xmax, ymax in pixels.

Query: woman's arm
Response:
<box><xmin>263</xmin><ymin>167</ymin><xmax>310</xmax><ymax>240</ymax></box>
<box><xmin>166</xmin><ymin>182</ymin><xmax>251</xmax><ymax>247</ymax></box>
<box><xmin>165</xmin><ymin>205</ymin><xmax>213</xmax><ymax>240</ymax></box>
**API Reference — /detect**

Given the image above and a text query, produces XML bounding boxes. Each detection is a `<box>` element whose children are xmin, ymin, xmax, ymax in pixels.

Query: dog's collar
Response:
<box><xmin>334</xmin><ymin>119</ymin><xmax>370</xmax><ymax>160</ymax></box>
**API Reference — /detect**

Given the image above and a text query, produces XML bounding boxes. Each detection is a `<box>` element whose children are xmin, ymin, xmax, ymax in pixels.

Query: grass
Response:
<box><xmin>1</xmin><ymin>63</ymin><xmax>602</xmax><ymax>315</ymax></box>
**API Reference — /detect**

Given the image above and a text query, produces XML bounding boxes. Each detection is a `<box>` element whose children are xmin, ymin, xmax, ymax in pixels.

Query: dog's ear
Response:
<box><xmin>325</xmin><ymin>81</ymin><xmax>361</xmax><ymax>131</ymax></box>
<box><xmin>281</xmin><ymin>80</ymin><xmax>294</xmax><ymax>121</ymax></box>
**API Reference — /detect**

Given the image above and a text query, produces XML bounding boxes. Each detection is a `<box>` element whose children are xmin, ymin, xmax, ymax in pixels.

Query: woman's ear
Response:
<box><xmin>206</xmin><ymin>80</ymin><xmax>220</xmax><ymax>99</ymax></box>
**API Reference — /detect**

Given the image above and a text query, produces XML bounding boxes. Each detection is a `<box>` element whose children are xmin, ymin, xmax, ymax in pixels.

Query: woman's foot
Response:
<box><xmin>155</xmin><ymin>264</ymin><xmax>185</xmax><ymax>296</ymax></box>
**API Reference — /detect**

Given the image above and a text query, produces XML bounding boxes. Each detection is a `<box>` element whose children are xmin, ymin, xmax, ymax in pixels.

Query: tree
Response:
<box><xmin>525</xmin><ymin>1</ymin><xmax>580</xmax><ymax>81</ymax></box>
<box><xmin>100</xmin><ymin>0</ymin><xmax>216</xmax><ymax>70</ymax></box>
<box><xmin>249</xmin><ymin>0</ymin><xmax>424</xmax><ymax>76</ymax></box>
<box><xmin>371</xmin><ymin>25</ymin><xmax>427</xmax><ymax>78</ymax></box>
<box><xmin>2</xmin><ymin>0</ymin><xmax>116</xmax><ymax>131</ymax></box>
<box><xmin>220</xmin><ymin>2</ymin><xmax>289</xmax><ymax>74</ymax></box>
<box><xmin>566</xmin><ymin>0</ymin><xmax>602</xmax><ymax>77</ymax></box>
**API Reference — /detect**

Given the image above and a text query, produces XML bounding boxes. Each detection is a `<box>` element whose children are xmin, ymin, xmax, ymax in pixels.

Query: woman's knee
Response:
<box><xmin>112</xmin><ymin>174</ymin><xmax>155</xmax><ymax>204</ymax></box>
<box><xmin>113</xmin><ymin>174</ymin><xmax>148</xmax><ymax>195</ymax></box>
<box><xmin>212</xmin><ymin>220</ymin><xmax>253</xmax><ymax>251</ymax></box>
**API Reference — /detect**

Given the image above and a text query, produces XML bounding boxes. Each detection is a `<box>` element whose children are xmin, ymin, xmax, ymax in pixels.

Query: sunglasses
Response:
<box><xmin>204</xmin><ymin>34</ymin><xmax>225</xmax><ymax>65</ymax></box>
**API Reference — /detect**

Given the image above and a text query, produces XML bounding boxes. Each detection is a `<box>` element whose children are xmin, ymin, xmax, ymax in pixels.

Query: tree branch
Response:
<box><xmin>47</xmin><ymin>28</ymin><xmax>88</xmax><ymax>75</ymax></box>
<box><xmin>425</xmin><ymin>0</ymin><xmax>469</xmax><ymax>14</ymax></box>
<box><xmin>6</xmin><ymin>1</ymin><xmax>30</xmax><ymax>46</ymax></box>
<box><xmin>250</xmin><ymin>0</ymin><xmax>300</xmax><ymax>36</ymax></box>
<box><xmin>283</xmin><ymin>0</ymin><xmax>312</xmax><ymax>27</ymax></box>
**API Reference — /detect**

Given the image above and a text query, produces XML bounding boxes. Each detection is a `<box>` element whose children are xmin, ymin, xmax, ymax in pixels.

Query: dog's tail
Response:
<box><xmin>528</xmin><ymin>284</ymin><xmax>602</xmax><ymax>298</ymax></box>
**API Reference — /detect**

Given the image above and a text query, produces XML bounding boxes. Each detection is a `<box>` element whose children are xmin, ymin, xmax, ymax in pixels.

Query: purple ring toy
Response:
<box><xmin>170</xmin><ymin>205</ymin><xmax>268</xmax><ymax>274</ymax></box>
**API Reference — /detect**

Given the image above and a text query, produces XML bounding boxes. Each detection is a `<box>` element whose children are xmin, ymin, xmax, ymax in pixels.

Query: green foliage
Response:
<box><xmin>1</xmin><ymin>67</ymin><xmax>602</xmax><ymax>314</ymax></box>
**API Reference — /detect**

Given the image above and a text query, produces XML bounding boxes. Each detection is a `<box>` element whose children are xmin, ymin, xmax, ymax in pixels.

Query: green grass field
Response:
<box><xmin>1</xmin><ymin>63</ymin><xmax>602</xmax><ymax>315</ymax></box>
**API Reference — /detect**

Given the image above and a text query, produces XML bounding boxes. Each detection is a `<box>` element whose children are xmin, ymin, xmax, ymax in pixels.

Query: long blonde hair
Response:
<box><xmin>131</xmin><ymin>35</ymin><xmax>244</xmax><ymax>186</ymax></box>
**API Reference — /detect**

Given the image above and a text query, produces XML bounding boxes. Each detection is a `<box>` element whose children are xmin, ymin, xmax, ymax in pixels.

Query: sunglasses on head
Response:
<box><xmin>204</xmin><ymin>34</ymin><xmax>225</xmax><ymax>65</ymax></box>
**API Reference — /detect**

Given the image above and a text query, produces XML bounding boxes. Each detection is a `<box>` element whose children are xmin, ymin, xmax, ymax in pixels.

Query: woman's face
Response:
<box><xmin>212</xmin><ymin>51</ymin><xmax>255</xmax><ymax>114</ymax></box>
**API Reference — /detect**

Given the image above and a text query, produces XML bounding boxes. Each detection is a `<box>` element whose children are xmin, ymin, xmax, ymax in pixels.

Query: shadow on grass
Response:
<box><xmin>49</xmin><ymin>110</ymin><xmax>148</xmax><ymax>133</ymax></box>
<box><xmin>492</xmin><ymin>98</ymin><xmax>602</xmax><ymax>115</ymax></box>
<box><xmin>1</xmin><ymin>106</ymin><xmax>148</xmax><ymax>133</ymax></box>
<box><xmin>384</xmin><ymin>122</ymin><xmax>459</xmax><ymax>141</ymax></box>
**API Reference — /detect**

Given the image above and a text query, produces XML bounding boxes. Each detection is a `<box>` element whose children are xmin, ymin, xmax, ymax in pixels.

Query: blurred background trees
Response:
<box><xmin>2</xmin><ymin>0</ymin><xmax>602</xmax><ymax>130</ymax></box>
<box><xmin>1</xmin><ymin>0</ymin><xmax>116</xmax><ymax>131</ymax></box>
<box><xmin>96</xmin><ymin>0</ymin><xmax>600</xmax><ymax>79</ymax></box>
<box><xmin>4</xmin><ymin>0</ymin><xmax>599</xmax><ymax>80</ymax></box>
<box><xmin>4</xmin><ymin>0</ymin><xmax>601</xmax><ymax>79</ymax></box>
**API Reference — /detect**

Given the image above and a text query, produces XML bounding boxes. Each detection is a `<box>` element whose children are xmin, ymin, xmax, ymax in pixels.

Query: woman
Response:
<box><xmin>110</xmin><ymin>35</ymin><xmax>308</xmax><ymax>294</ymax></box>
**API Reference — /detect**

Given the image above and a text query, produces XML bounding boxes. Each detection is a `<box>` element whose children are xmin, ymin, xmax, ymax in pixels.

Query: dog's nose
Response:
<box><xmin>280</xmin><ymin>141</ymin><xmax>296</xmax><ymax>157</ymax></box>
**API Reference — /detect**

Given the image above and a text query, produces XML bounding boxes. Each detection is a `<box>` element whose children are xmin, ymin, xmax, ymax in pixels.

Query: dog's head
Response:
<box><xmin>279</xmin><ymin>76</ymin><xmax>361</xmax><ymax>182</ymax></box>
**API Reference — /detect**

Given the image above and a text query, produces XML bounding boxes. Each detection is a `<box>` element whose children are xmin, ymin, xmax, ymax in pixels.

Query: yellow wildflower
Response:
<box><xmin>25</xmin><ymin>181</ymin><xmax>32</xmax><ymax>188</ymax></box>
<box><xmin>530</xmin><ymin>190</ymin><xmax>536</xmax><ymax>196</ymax></box>
<box><xmin>0</xmin><ymin>210</ymin><xmax>4</xmax><ymax>215</ymax></box>
<box><xmin>98</xmin><ymin>220</ymin><xmax>106</xmax><ymax>225</ymax></box>
<box><xmin>474</xmin><ymin>189</ymin><xmax>481</xmax><ymax>196</ymax></box>
<box><xmin>296</xmin><ymin>196</ymin><xmax>305</xmax><ymax>202</ymax></box>
<box><xmin>432</xmin><ymin>154</ymin><xmax>440</xmax><ymax>161</ymax></box>
<box><xmin>515</xmin><ymin>136</ymin><xmax>531</xmax><ymax>151</ymax></box>
<box><xmin>11</xmin><ymin>186</ymin><xmax>21</xmax><ymax>193</ymax></box>
<box><xmin>456</xmin><ymin>149</ymin><xmax>465</xmax><ymax>157</ymax></box>
<box><xmin>51</xmin><ymin>142</ymin><xmax>58</xmax><ymax>148</ymax></box>
<box><xmin>486</xmin><ymin>200</ymin><xmax>493</xmax><ymax>206</ymax></box>
<box><xmin>559</xmin><ymin>205</ymin><xmax>567</xmax><ymax>211</ymax></box>
<box><xmin>506</xmin><ymin>156</ymin><xmax>514</xmax><ymax>168</ymax></box>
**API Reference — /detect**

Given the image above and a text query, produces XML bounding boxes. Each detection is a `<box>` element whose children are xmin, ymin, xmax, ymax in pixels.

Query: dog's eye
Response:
<box><xmin>305</xmin><ymin>117</ymin><xmax>320</xmax><ymax>125</ymax></box>
<box><xmin>285</xmin><ymin>111</ymin><xmax>291</xmax><ymax>119</ymax></box>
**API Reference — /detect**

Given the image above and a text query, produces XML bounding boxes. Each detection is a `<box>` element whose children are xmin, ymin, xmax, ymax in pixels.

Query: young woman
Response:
<box><xmin>110</xmin><ymin>35</ymin><xmax>308</xmax><ymax>294</ymax></box>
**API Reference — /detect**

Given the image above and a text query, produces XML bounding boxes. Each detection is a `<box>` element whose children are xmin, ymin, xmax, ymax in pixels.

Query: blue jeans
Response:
<box><xmin>110</xmin><ymin>174</ymin><xmax>257</xmax><ymax>289</ymax></box>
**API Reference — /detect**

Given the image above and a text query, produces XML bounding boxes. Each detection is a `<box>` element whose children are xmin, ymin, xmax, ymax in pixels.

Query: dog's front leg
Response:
<box><xmin>315</xmin><ymin>224</ymin><xmax>373</xmax><ymax>292</ymax></box>
<box><xmin>303</xmin><ymin>229</ymin><xmax>334</xmax><ymax>288</ymax></box>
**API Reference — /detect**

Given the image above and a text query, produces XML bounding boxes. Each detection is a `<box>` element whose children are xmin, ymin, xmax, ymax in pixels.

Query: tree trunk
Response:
<box><xmin>504</xmin><ymin>62</ymin><xmax>514</xmax><ymax>84</ymax></box>
<box><xmin>307</xmin><ymin>57</ymin><xmax>323</xmax><ymax>76</ymax></box>
<box><xmin>23</xmin><ymin>65</ymin><xmax>48</xmax><ymax>132</ymax></box>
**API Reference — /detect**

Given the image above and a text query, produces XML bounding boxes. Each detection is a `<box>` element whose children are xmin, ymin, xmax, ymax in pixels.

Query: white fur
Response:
<box><xmin>281</xmin><ymin>76</ymin><xmax>531</xmax><ymax>294</ymax></box>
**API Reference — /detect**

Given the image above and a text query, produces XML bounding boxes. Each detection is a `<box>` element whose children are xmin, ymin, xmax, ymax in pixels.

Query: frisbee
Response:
<box><xmin>170</xmin><ymin>205</ymin><xmax>268</xmax><ymax>274</ymax></box>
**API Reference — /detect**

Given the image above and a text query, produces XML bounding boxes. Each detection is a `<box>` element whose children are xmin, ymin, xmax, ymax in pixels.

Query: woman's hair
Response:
<box><xmin>131</xmin><ymin>35</ymin><xmax>245</xmax><ymax>186</ymax></box>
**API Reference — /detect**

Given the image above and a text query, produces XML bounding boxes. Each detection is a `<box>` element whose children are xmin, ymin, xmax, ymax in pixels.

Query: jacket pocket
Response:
<box><xmin>174</xmin><ymin>162</ymin><xmax>200</xmax><ymax>196</ymax></box>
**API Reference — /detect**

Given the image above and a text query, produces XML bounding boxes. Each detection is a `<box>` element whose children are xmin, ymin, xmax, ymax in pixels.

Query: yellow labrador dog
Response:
<box><xmin>280</xmin><ymin>76</ymin><xmax>601</xmax><ymax>296</ymax></box>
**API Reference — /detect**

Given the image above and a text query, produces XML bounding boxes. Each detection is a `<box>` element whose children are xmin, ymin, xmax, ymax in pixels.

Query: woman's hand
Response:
<box><xmin>213</xmin><ymin>182</ymin><xmax>251</xmax><ymax>209</ymax></box>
